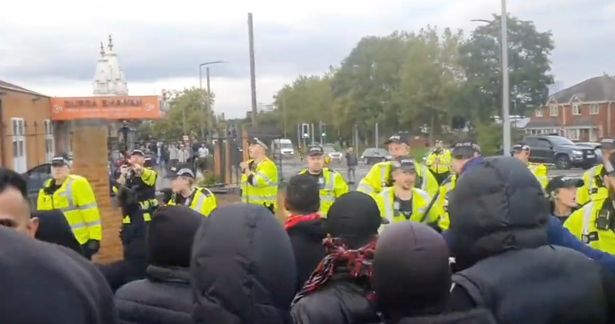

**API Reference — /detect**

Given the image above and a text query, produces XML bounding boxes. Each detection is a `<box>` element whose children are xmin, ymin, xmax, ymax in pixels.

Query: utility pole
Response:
<box><xmin>199</xmin><ymin>61</ymin><xmax>225</xmax><ymax>140</ymax></box>
<box><xmin>375</xmin><ymin>122</ymin><xmax>379</xmax><ymax>149</ymax></box>
<box><xmin>353</xmin><ymin>124</ymin><xmax>359</xmax><ymax>156</ymax></box>
<box><xmin>282</xmin><ymin>96</ymin><xmax>288</xmax><ymax>138</ymax></box>
<box><xmin>248</xmin><ymin>13</ymin><xmax>258</xmax><ymax>129</ymax></box>
<box><xmin>501</xmin><ymin>0</ymin><xmax>511</xmax><ymax>155</ymax></box>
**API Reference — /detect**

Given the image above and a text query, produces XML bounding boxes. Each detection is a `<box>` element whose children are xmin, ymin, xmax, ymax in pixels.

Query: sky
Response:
<box><xmin>1</xmin><ymin>0</ymin><xmax>614</xmax><ymax>118</ymax></box>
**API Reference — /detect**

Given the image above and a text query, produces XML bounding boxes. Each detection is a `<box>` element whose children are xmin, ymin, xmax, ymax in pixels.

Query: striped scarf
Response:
<box><xmin>292</xmin><ymin>236</ymin><xmax>377</xmax><ymax>305</ymax></box>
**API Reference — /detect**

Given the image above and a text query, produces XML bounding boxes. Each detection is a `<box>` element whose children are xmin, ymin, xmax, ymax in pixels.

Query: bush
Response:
<box><xmin>475</xmin><ymin>122</ymin><xmax>524</xmax><ymax>156</ymax></box>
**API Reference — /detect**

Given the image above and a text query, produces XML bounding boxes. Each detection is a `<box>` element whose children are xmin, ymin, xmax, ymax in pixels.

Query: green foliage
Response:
<box><xmin>151</xmin><ymin>88</ymin><xmax>215</xmax><ymax>141</ymax></box>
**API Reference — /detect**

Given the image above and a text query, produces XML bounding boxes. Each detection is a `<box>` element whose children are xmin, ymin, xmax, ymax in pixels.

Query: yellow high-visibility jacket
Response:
<box><xmin>426</xmin><ymin>149</ymin><xmax>452</xmax><ymax>175</ymax></box>
<box><xmin>375</xmin><ymin>187</ymin><xmax>437</xmax><ymax>225</ymax></box>
<box><xmin>528</xmin><ymin>163</ymin><xmax>548</xmax><ymax>189</ymax></box>
<box><xmin>577</xmin><ymin>164</ymin><xmax>606</xmax><ymax>206</ymax></box>
<box><xmin>564</xmin><ymin>197</ymin><xmax>615</xmax><ymax>254</ymax></box>
<box><xmin>434</xmin><ymin>174</ymin><xmax>457</xmax><ymax>231</ymax></box>
<box><xmin>167</xmin><ymin>187</ymin><xmax>217</xmax><ymax>217</ymax></box>
<box><xmin>241</xmin><ymin>158</ymin><xmax>279</xmax><ymax>211</ymax></box>
<box><xmin>298</xmin><ymin>168</ymin><xmax>349</xmax><ymax>216</ymax></box>
<box><xmin>357</xmin><ymin>160</ymin><xmax>439</xmax><ymax>196</ymax></box>
<box><xmin>37</xmin><ymin>175</ymin><xmax>101</xmax><ymax>245</ymax></box>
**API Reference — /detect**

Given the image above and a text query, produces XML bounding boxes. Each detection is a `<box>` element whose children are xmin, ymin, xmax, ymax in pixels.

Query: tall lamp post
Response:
<box><xmin>199</xmin><ymin>61</ymin><xmax>226</xmax><ymax>141</ymax></box>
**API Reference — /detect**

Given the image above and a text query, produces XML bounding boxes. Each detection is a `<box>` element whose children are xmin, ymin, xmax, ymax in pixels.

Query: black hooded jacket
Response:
<box><xmin>115</xmin><ymin>206</ymin><xmax>202</xmax><ymax>324</ymax></box>
<box><xmin>286</xmin><ymin>217</ymin><xmax>326</xmax><ymax>288</ymax></box>
<box><xmin>0</xmin><ymin>227</ymin><xmax>118</xmax><ymax>324</ymax></box>
<box><xmin>448</xmin><ymin>157</ymin><xmax>615</xmax><ymax>323</ymax></box>
<box><xmin>34</xmin><ymin>210</ymin><xmax>83</xmax><ymax>255</ymax></box>
<box><xmin>191</xmin><ymin>204</ymin><xmax>297</xmax><ymax>324</ymax></box>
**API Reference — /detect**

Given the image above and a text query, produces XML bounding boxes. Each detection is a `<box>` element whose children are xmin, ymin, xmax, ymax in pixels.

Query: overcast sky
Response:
<box><xmin>1</xmin><ymin>0</ymin><xmax>613</xmax><ymax>117</ymax></box>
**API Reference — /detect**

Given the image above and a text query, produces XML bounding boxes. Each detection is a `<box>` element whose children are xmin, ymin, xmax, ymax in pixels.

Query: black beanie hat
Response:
<box><xmin>325</xmin><ymin>191</ymin><xmax>381</xmax><ymax>248</ymax></box>
<box><xmin>148</xmin><ymin>206</ymin><xmax>203</xmax><ymax>268</ymax></box>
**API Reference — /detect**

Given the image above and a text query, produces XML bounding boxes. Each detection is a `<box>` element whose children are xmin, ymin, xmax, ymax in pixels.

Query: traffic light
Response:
<box><xmin>302</xmin><ymin>123</ymin><xmax>310</xmax><ymax>138</ymax></box>
<box><xmin>320</xmin><ymin>122</ymin><xmax>327</xmax><ymax>137</ymax></box>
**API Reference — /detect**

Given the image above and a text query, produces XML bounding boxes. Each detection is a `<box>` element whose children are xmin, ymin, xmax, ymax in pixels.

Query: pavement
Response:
<box><xmin>157</xmin><ymin>157</ymin><xmax>586</xmax><ymax>191</ymax></box>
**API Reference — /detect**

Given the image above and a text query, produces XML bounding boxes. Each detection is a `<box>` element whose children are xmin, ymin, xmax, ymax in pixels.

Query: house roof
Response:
<box><xmin>550</xmin><ymin>75</ymin><xmax>615</xmax><ymax>103</ymax></box>
<box><xmin>0</xmin><ymin>80</ymin><xmax>49</xmax><ymax>97</ymax></box>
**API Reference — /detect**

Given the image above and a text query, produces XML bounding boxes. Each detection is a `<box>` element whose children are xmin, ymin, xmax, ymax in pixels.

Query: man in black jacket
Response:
<box><xmin>448</xmin><ymin>157</ymin><xmax>615</xmax><ymax>323</ymax></box>
<box><xmin>0</xmin><ymin>226</ymin><xmax>118</xmax><ymax>324</ymax></box>
<box><xmin>115</xmin><ymin>206</ymin><xmax>202</xmax><ymax>324</ymax></box>
<box><xmin>191</xmin><ymin>204</ymin><xmax>297</xmax><ymax>324</ymax></box>
<box><xmin>373</xmin><ymin>222</ymin><xmax>495</xmax><ymax>324</ymax></box>
<box><xmin>284</xmin><ymin>175</ymin><xmax>326</xmax><ymax>288</ymax></box>
<box><xmin>291</xmin><ymin>191</ymin><xmax>383</xmax><ymax>324</ymax></box>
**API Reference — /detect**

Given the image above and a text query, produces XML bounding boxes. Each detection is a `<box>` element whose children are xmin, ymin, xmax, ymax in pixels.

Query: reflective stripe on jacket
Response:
<box><xmin>376</xmin><ymin>187</ymin><xmax>436</xmax><ymax>225</ymax></box>
<box><xmin>578</xmin><ymin>164</ymin><xmax>605</xmax><ymax>206</ymax></box>
<box><xmin>298</xmin><ymin>168</ymin><xmax>349</xmax><ymax>216</ymax></box>
<box><xmin>167</xmin><ymin>187</ymin><xmax>217</xmax><ymax>217</ymax></box>
<box><xmin>426</xmin><ymin>150</ymin><xmax>452</xmax><ymax>174</ymax></box>
<box><xmin>357</xmin><ymin>160</ymin><xmax>439</xmax><ymax>196</ymax></box>
<box><xmin>564</xmin><ymin>198</ymin><xmax>615</xmax><ymax>254</ymax></box>
<box><xmin>241</xmin><ymin>158</ymin><xmax>279</xmax><ymax>210</ymax></box>
<box><xmin>37</xmin><ymin>175</ymin><xmax>101</xmax><ymax>245</ymax></box>
<box><xmin>528</xmin><ymin>163</ymin><xmax>548</xmax><ymax>189</ymax></box>
<box><xmin>435</xmin><ymin>174</ymin><xmax>457</xmax><ymax>231</ymax></box>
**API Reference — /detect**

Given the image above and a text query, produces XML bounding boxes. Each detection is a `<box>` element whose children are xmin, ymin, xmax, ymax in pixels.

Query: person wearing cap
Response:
<box><xmin>116</xmin><ymin>149</ymin><xmax>159</xmax><ymax>222</ymax></box>
<box><xmin>565</xmin><ymin>152</ymin><xmax>615</xmax><ymax>254</ymax></box>
<box><xmin>375</xmin><ymin>158</ymin><xmax>437</xmax><ymax>226</ymax></box>
<box><xmin>425</xmin><ymin>140</ymin><xmax>452</xmax><ymax>185</ymax></box>
<box><xmin>37</xmin><ymin>155</ymin><xmax>102</xmax><ymax>259</ymax></box>
<box><xmin>546</xmin><ymin>176</ymin><xmax>584</xmax><ymax>223</ymax></box>
<box><xmin>297</xmin><ymin>145</ymin><xmax>349</xmax><ymax>216</ymax></box>
<box><xmin>512</xmin><ymin>143</ymin><xmax>549</xmax><ymax>189</ymax></box>
<box><xmin>358</xmin><ymin>134</ymin><xmax>438</xmax><ymax>197</ymax></box>
<box><xmin>167</xmin><ymin>168</ymin><xmax>217</xmax><ymax>217</ymax></box>
<box><xmin>434</xmin><ymin>140</ymin><xmax>483</xmax><ymax>231</ymax></box>
<box><xmin>578</xmin><ymin>138</ymin><xmax>615</xmax><ymax>205</ymax></box>
<box><xmin>240</xmin><ymin>137</ymin><xmax>279</xmax><ymax>212</ymax></box>
<box><xmin>291</xmin><ymin>191</ymin><xmax>383</xmax><ymax>324</ymax></box>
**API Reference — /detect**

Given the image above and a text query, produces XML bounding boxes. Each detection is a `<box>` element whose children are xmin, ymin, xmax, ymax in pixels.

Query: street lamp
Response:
<box><xmin>470</xmin><ymin>0</ymin><xmax>511</xmax><ymax>155</ymax></box>
<box><xmin>198</xmin><ymin>61</ymin><xmax>226</xmax><ymax>141</ymax></box>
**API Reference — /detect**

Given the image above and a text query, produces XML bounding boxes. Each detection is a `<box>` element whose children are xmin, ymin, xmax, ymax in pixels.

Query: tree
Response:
<box><xmin>458</xmin><ymin>15</ymin><xmax>554</xmax><ymax>121</ymax></box>
<box><xmin>151</xmin><ymin>88</ymin><xmax>214</xmax><ymax>141</ymax></box>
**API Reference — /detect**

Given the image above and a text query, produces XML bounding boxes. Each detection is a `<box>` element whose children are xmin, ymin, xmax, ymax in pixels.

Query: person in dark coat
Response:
<box><xmin>374</xmin><ymin>222</ymin><xmax>496</xmax><ymax>324</ymax></box>
<box><xmin>98</xmin><ymin>187</ymin><xmax>148</xmax><ymax>291</ymax></box>
<box><xmin>34</xmin><ymin>210</ymin><xmax>83</xmax><ymax>255</ymax></box>
<box><xmin>284</xmin><ymin>174</ymin><xmax>326</xmax><ymax>288</ymax></box>
<box><xmin>291</xmin><ymin>191</ymin><xmax>383</xmax><ymax>324</ymax></box>
<box><xmin>448</xmin><ymin>156</ymin><xmax>615</xmax><ymax>323</ymax></box>
<box><xmin>0</xmin><ymin>226</ymin><xmax>118</xmax><ymax>324</ymax></box>
<box><xmin>191</xmin><ymin>204</ymin><xmax>297</xmax><ymax>324</ymax></box>
<box><xmin>115</xmin><ymin>206</ymin><xmax>202</xmax><ymax>324</ymax></box>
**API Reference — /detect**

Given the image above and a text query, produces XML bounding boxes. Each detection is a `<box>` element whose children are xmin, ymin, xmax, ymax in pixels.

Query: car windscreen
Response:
<box><xmin>549</xmin><ymin>136</ymin><xmax>574</xmax><ymax>146</ymax></box>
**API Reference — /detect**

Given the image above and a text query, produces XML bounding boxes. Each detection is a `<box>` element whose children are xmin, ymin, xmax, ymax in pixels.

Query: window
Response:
<box><xmin>43</xmin><ymin>120</ymin><xmax>55</xmax><ymax>161</ymax></box>
<box><xmin>535</xmin><ymin>108</ymin><xmax>544</xmax><ymax>117</ymax></box>
<box><xmin>572</xmin><ymin>103</ymin><xmax>581</xmax><ymax>115</ymax></box>
<box><xmin>549</xmin><ymin>104</ymin><xmax>558</xmax><ymax>116</ymax></box>
<box><xmin>566</xmin><ymin>129</ymin><xmax>580</xmax><ymax>141</ymax></box>
<box><xmin>11</xmin><ymin>118</ymin><xmax>27</xmax><ymax>173</ymax></box>
<box><xmin>590</xmin><ymin>104</ymin><xmax>599</xmax><ymax>115</ymax></box>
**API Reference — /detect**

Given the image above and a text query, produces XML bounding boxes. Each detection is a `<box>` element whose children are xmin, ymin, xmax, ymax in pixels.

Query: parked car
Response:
<box><xmin>22</xmin><ymin>163</ymin><xmax>52</xmax><ymax>207</ymax></box>
<box><xmin>361</xmin><ymin>147</ymin><xmax>391</xmax><ymax>165</ymax></box>
<box><xmin>271</xmin><ymin>138</ymin><xmax>295</xmax><ymax>159</ymax></box>
<box><xmin>323</xmin><ymin>145</ymin><xmax>343</xmax><ymax>163</ymax></box>
<box><xmin>576</xmin><ymin>142</ymin><xmax>603</xmax><ymax>166</ymax></box>
<box><xmin>522</xmin><ymin>135</ymin><xmax>597</xmax><ymax>169</ymax></box>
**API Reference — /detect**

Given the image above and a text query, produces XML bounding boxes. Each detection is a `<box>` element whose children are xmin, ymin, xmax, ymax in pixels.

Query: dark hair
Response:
<box><xmin>0</xmin><ymin>168</ymin><xmax>27</xmax><ymax>198</ymax></box>
<box><xmin>285</xmin><ymin>175</ymin><xmax>320</xmax><ymax>214</ymax></box>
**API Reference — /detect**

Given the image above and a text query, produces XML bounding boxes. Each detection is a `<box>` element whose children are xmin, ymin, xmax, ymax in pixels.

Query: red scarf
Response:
<box><xmin>284</xmin><ymin>213</ymin><xmax>321</xmax><ymax>230</ymax></box>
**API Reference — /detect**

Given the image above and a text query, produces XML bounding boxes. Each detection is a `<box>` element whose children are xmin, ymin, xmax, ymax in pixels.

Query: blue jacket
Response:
<box><xmin>546</xmin><ymin>216</ymin><xmax>615</xmax><ymax>274</ymax></box>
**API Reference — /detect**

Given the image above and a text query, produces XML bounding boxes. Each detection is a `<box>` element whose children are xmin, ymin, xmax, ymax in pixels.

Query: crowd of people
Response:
<box><xmin>1</xmin><ymin>131</ymin><xmax>615</xmax><ymax>323</ymax></box>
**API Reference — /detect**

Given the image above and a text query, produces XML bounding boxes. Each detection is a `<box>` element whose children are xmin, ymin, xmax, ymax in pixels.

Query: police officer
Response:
<box><xmin>167</xmin><ymin>167</ymin><xmax>217</xmax><ymax>216</ymax></box>
<box><xmin>376</xmin><ymin>158</ymin><xmax>437</xmax><ymax>226</ymax></box>
<box><xmin>577</xmin><ymin>138</ymin><xmax>615</xmax><ymax>206</ymax></box>
<box><xmin>240</xmin><ymin>138</ymin><xmax>279</xmax><ymax>212</ymax></box>
<box><xmin>116</xmin><ymin>149</ymin><xmax>159</xmax><ymax>222</ymax></box>
<box><xmin>546</xmin><ymin>176</ymin><xmax>584</xmax><ymax>223</ymax></box>
<box><xmin>564</xmin><ymin>153</ymin><xmax>615</xmax><ymax>254</ymax></box>
<box><xmin>298</xmin><ymin>145</ymin><xmax>349</xmax><ymax>216</ymax></box>
<box><xmin>37</xmin><ymin>155</ymin><xmax>101</xmax><ymax>259</ymax></box>
<box><xmin>358</xmin><ymin>134</ymin><xmax>438</xmax><ymax>196</ymax></box>
<box><xmin>512</xmin><ymin>144</ymin><xmax>548</xmax><ymax>189</ymax></box>
<box><xmin>435</xmin><ymin>141</ymin><xmax>482</xmax><ymax>231</ymax></box>
<box><xmin>425</xmin><ymin>140</ymin><xmax>452</xmax><ymax>185</ymax></box>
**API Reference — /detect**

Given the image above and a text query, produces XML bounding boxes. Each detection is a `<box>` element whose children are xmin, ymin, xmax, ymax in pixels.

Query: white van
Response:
<box><xmin>271</xmin><ymin>139</ymin><xmax>295</xmax><ymax>159</ymax></box>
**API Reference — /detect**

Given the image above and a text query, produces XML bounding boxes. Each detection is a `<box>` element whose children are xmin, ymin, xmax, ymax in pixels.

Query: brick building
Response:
<box><xmin>0</xmin><ymin>81</ymin><xmax>54</xmax><ymax>173</ymax></box>
<box><xmin>525</xmin><ymin>75</ymin><xmax>615</xmax><ymax>142</ymax></box>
